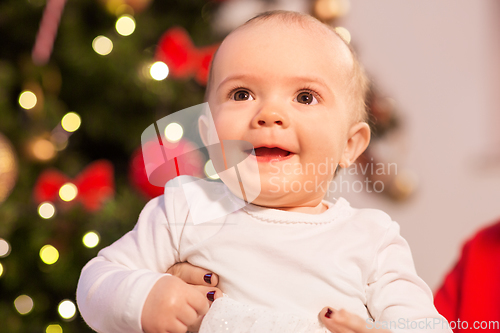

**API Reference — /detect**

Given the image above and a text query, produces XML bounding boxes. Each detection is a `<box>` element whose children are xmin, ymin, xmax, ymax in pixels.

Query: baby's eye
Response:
<box><xmin>231</xmin><ymin>89</ymin><xmax>254</xmax><ymax>101</ymax></box>
<box><xmin>295</xmin><ymin>91</ymin><xmax>318</xmax><ymax>105</ymax></box>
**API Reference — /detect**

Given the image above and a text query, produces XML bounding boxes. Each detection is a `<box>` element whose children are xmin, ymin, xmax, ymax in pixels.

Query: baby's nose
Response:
<box><xmin>253</xmin><ymin>108</ymin><xmax>289</xmax><ymax>128</ymax></box>
<box><xmin>258</xmin><ymin>119</ymin><xmax>282</xmax><ymax>126</ymax></box>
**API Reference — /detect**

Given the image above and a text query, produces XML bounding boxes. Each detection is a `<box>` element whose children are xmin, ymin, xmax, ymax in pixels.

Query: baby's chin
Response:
<box><xmin>226</xmin><ymin>183</ymin><xmax>324</xmax><ymax>210</ymax></box>
<box><xmin>218</xmin><ymin>170</ymin><xmax>331</xmax><ymax>209</ymax></box>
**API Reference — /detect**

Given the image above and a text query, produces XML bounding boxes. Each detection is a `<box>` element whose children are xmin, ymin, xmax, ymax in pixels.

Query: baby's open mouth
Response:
<box><xmin>253</xmin><ymin>147</ymin><xmax>291</xmax><ymax>157</ymax></box>
<box><xmin>246</xmin><ymin>147</ymin><xmax>294</xmax><ymax>162</ymax></box>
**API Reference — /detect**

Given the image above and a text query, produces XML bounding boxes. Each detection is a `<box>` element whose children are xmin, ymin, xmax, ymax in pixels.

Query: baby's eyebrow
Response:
<box><xmin>216</xmin><ymin>73</ymin><xmax>333</xmax><ymax>95</ymax></box>
<box><xmin>216</xmin><ymin>74</ymin><xmax>250</xmax><ymax>92</ymax></box>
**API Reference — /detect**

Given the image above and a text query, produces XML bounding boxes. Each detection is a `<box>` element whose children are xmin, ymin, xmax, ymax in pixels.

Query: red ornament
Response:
<box><xmin>129</xmin><ymin>138</ymin><xmax>204</xmax><ymax>199</ymax></box>
<box><xmin>155</xmin><ymin>27</ymin><xmax>219</xmax><ymax>86</ymax></box>
<box><xmin>33</xmin><ymin>160</ymin><xmax>114</xmax><ymax>212</ymax></box>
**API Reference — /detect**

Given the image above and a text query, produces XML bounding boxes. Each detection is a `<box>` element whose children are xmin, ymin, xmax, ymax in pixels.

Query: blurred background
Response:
<box><xmin>0</xmin><ymin>0</ymin><xmax>499</xmax><ymax>332</ymax></box>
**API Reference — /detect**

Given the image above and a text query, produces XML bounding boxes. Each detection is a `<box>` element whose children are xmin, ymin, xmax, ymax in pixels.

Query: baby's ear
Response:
<box><xmin>198</xmin><ymin>114</ymin><xmax>210</xmax><ymax>147</ymax></box>
<box><xmin>339</xmin><ymin>122</ymin><xmax>370</xmax><ymax>168</ymax></box>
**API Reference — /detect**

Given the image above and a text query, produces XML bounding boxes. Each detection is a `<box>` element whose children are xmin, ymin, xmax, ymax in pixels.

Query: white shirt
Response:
<box><xmin>76</xmin><ymin>176</ymin><xmax>451</xmax><ymax>333</ymax></box>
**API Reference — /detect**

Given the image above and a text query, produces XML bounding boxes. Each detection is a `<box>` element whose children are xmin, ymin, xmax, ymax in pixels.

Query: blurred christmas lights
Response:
<box><xmin>333</xmin><ymin>26</ymin><xmax>351</xmax><ymax>44</ymax></box>
<box><xmin>59</xmin><ymin>183</ymin><xmax>78</xmax><ymax>202</ymax></box>
<box><xmin>92</xmin><ymin>36</ymin><xmax>113</xmax><ymax>55</ymax></box>
<box><xmin>14</xmin><ymin>295</ymin><xmax>34</xmax><ymax>315</ymax></box>
<box><xmin>204</xmin><ymin>159</ymin><xmax>219</xmax><ymax>180</ymax></box>
<box><xmin>61</xmin><ymin>112</ymin><xmax>81</xmax><ymax>132</ymax></box>
<box><xmin>0</xmin><ymin>263</ymin><xmax>4</xmax><ymax>277</ymax></box>
<box><xmin>19</xmin><ymin>91</ymin><xmax>37</xmax><ymax>110</ymax></box>
<box><xmin>390</xmin><ymin>169</ymin><xmax>418</xmax><ymax>200</ymax></box>
<box><xmin>115</xmin><ymin>15</ymin><xmax>136</xmax><ymax>36</ymax></box>
<box><xmin>40</xmin><ymin>245</ymin><xmax>59</xmax><ymax>265</ymax></box>
<box><xmin>164</xmin><ymin>122</ymin><xmax>183</xmax><ymax>143</ymax></box>
<box><xmin>51</xmin><ymin>131</ymin><xmax>69</xmax><ymax>151</ymax></box>
<box><xmin>46</xmin><ymin>324</ymin><xmax>63</xmax><ymax>333</ymax></box>
<box><xmin>0</xmin><ymin>238</ymin><xmax>11</xmax><ymax>257</ymax></box>
<box><xmin>314</xmin><ymin>0</ymin><xmax>350</xmax><ymax>21</ymax></box>
<box><xmin>58</xmin><ymin>299</ymin><xmax>76</xmax><ymax>320</ymax></box>
<box><xmin>31</xmin><ymin>138</ymin><xmax>56</xmax><ymax>161</ymax></box>
<box><xmin>38</xmin><ymin>202</ymin><xmax>56</xmax><ymax>219</ymax></box>
<box><xmin>82</xmin><ymin>231</ymin><xmax>100</xmax><ymax>248</ymax></box>
<box><xmin>114</xmin><ymin>4</ymin><xmax>134</xmax><ymax>16</ymax></box>
<box><xmin>150</xmin><ymin>61</ymin><xmax>169</xmax><ymax>80</ymax></box>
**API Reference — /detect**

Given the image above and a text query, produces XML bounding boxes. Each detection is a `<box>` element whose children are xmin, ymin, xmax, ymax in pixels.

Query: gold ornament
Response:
<box><xmin>314</xmin><ymin>0</ymin><xmax>350</xmax><ymax>22</ymax></box>
<box><xmin>0</xmin><ymin>133</ymin><xmax>18</xmax><ymax>204</ymax></box>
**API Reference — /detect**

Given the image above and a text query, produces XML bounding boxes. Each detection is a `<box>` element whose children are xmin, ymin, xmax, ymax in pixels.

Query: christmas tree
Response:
<box><xmin>0</xmin><ymin>0</ymin><xmax>216</xmax><ymax>331</ymax></box>
<box><xmin>0</xmin><ymin>0</ymin><xmax>408</xmax><ymax>331</ymax></box>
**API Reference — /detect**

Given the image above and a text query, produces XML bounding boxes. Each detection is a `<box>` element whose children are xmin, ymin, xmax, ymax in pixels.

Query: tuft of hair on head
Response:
<box><xmin>204</xmin><ymin>10</ymin><xmax>370</xmax><ymax>123</ymax></box>
<box><xmin>241</xmin><ymin>9</ymin><xmax>319</xmax><ymax>28</ymax></box>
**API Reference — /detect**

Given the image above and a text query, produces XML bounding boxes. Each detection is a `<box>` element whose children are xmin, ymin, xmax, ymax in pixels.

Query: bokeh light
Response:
<box><xmin>204</xmin><ymin>159</ymin><xmax>220</xmax><ymax>180</ymax></box>
<box><xmin>59</xmin><ymin>183</ymin><xmax>78</xmax><ymax>202</ymax></box>
<box><xmin>38</xmin><ymin>202</ymin><xmax>56</xmax><ymax>219</ymax></box>
<box><xmin>0</xmin><ymin>262</ymin><xmax>4</xmax><ymax>277</ymax></box>
<box><xmin>115</xmin><ymin>15</ymin><xmax>136</xmax><ymax>36</ymax></box>
<box><xmin>0</xmin><ymin>238</ymin><xmax>11</xmax><ymax>257</ymax></box>
<box><xmin>58</xmin><ymin>300</ymin><xmax>76</xmax><ymax>320</ymax></box>
<box><xmin>46</xmin><ymin>324</ymin><xmax>63</xmax><ymax>333</ymax></box>
<box><xmin>92</xmin><ymin>36</ymin><xmax>113</xmax><ymax>56</ymax></box>
<box><xmin>334</xmin><ymin>26</ymin><xmax>351</xmax><ymax>44</ymax></box>
<box><xmin>32</xmin><ymin>138</ymin><xmax>56</xmax><ymax>161</ymax></box>
<box><xmin>164</xmin><ymin>122</ymin><xmax>183</xmax><ymax>143</ymax></box>
<box><xmin>51</xmin><ymin>132</ymin><xmax>69</xmax><ymax>151</ymax></box>
<box><xmin>40</xmin><ymin>245</ymin><xmax>59</xmax><ymax>265</ymax></box>
<box><xmin>14</xmin><ymin>295</ymin><xmax>34</xmax><ymax>315</ymax></box>
<box><xmin>314</xmin><ymin>0</ymin><xmax>350</xmax><ymax>20</ymax></box>
<box><xmin>61</xmin><ymin>112</ymin><xmax>81</xmax><ymax>132</ymax></box>
<box><xmin>150</xmin><ymin>61</ymin><xmax>169</xmax><ymax>81</ymax></box>
<box><xmin>392</xmin><ymin>169</ymin><xmax>418</xmax><ymax>199</ymax></box>
<box><xmin>19</xmin><ymin>91</ymin><xmax>37</xmax><ymax>110</ymax></box>
<box><xmin>82</xmin><ymin>231</ymin><xmax>100</xmax><ymax>248</ymax></box>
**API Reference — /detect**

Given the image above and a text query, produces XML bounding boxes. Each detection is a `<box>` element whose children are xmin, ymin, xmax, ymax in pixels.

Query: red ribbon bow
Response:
<box><xmin>33</xmin><ymin>160</ymin><xmax>114</xmax><ymax>212</ymax></box>
<box><xmin>155</xmin><ymin>27</ymin><xmax>219</xmax><ymax>85</ymax></box>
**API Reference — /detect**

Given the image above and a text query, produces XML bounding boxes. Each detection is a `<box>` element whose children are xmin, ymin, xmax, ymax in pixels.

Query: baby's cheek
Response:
<box><xmin>213</xmin><ymin>116</ymin><xmax>238</xmax><ymax>138</ymax></box>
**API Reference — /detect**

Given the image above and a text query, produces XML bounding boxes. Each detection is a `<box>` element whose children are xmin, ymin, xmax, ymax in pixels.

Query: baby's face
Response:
<box><xmin>204</xmin><ymin>20</ymin><xmax>366</xmax><ymax>211</ymax></box>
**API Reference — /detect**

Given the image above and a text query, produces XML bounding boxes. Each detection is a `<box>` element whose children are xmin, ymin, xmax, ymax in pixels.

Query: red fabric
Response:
<box><xmin>434</xmin><ymin>221</ymin><xmax>500</xmax><ymax>332</ymax></box>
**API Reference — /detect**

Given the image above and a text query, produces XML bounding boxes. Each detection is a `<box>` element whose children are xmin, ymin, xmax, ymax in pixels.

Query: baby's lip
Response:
<box><xmin>244</xmin><ymin>146</ymin><xmax>295</xmax><ymax>163</ymax></box>
<box><xmin>245</xmin><ymin>145</ymin><xmax>295</xmax><ymax>156</ymax></box>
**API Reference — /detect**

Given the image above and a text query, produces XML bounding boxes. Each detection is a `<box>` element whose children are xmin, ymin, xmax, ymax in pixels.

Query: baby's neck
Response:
<box><xmin>270</xmin><ymin>201</ymin><xmax>329</xmax><ymax>214</ymax></box>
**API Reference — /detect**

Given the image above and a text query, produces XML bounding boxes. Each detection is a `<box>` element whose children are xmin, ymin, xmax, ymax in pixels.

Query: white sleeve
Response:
<box><xmin>76</xmin><ymin>193</ymin><xmax>182</xmax><ymax>333</ymax></box>
<box><xmin>366</xmin><ymin>221</ymin><xmax>452</xmax><ymax>333</ymax></box>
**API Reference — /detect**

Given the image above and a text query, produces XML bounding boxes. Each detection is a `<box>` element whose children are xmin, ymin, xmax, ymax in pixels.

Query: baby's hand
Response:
<box><xmin>141</xmin><ymin>275</ymin><xmax>221</xmax><ymax>333</ymax></box>
<box><xmin>319</xmin><ymin>307</ymin><xmax>392</xmax><ymax>333</ymax></box>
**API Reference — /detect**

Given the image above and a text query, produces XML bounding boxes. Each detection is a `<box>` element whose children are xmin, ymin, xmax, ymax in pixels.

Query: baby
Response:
<box><xmin>77</xmin><ymin>10</ymin><xmax>452</xmax><ymax>333</ymax></box>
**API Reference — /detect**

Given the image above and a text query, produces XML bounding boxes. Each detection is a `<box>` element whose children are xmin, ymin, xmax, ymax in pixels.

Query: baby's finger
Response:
<box><xmin>164</xmin><ymin>319</ymin><xmax>188</xmax><ymax>333</ymax></box>
<box><xmin>186</xmin><ymin>314</ymin><xmax>205</xmax><ymax>332</ymax></box>
<box><xmin>148</xmin><ymin>311</ymin><xmax>187</xmax><ymax>333</ymax></box>
<box><xmin>191</xmin><ymin>285</ymin><xmax>223</xmax><ymax>304</ymax></box>
<box><xmin>184</xmin><ymin>286</ymin><xmax>211</xmax><ymax>317</ymax></box>
<box><xmin>176</xmin><ymin>305</ymin><xmax>202</xmax><ymax>330</ymax></box>
<box><xmin>167</xmin><ymin>262</ymin><xmax>219</xmax><ymax>287</ymax></box>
